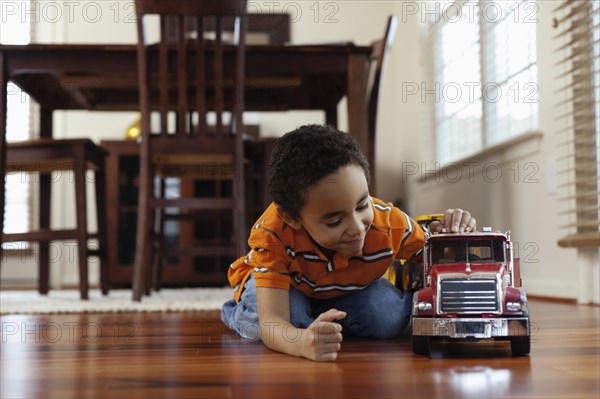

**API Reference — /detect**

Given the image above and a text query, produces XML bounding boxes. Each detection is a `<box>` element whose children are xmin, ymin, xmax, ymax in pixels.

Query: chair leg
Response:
<box><xmin>74</xmin><ymin>151</ymin><xmax>89</xmax><ymax>300</ymax></box>
<box><xmin>260</xmin><ymin>139</ymin><xmax>276</xmax><ymax>209</ymax></box>
<box><xmin>133</xmin><ymin>154</ymin><xmax>152</xmax><ymax>301</ymax></box>
<box><xmin>151</xmin><ymin>178</ymin><xmax>165</xmax><ymax>292</ymax></box>
<box><xmin>325</xmin><ymin>107</ymin><xmax>338</xmax><ymax>129</ymax></box>
<box><xmin>133</xmin><ymin>203</ymin><xmax>148</xmax><ymax>301</ymax></box>
<box><xmin>145</xmin><ymin>205</ymin><xmax>156</xmax><ymax>296</ymax></box>
<box><xmin>151</xmin><ymin>249</ymin><xmax>162</xmax><ymax>292</ymax></box>
<box><xmin>234</xmin><ymin>155</ymin><xmax>246</xmax><ymax>259</ymax></box>
<box><xmin>38</xmin><ymin>173</ymin><xmax>51</xmax><ymax>295</ymax></box>
<box><xmin>95</xmin><ymin>167</ymin><xmax>109</xmax><ymax>296</ymax></box>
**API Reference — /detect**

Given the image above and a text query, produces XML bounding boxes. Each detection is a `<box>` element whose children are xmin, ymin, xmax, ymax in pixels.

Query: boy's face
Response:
<box><xmin>286</xmin><ymin>164</ymin><xmax>374</xmax><ymax>256</ymax></box>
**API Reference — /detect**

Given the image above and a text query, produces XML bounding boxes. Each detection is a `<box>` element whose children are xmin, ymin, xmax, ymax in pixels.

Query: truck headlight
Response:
<box><xmin>414</xmin><ymin>301</ymin><xmax>433</xmax><ymax>311</ymax></box>
<box><xmin>506</xmin><ymin>301</ymin><xmax>524</xmax><ymax>311</ymax></box>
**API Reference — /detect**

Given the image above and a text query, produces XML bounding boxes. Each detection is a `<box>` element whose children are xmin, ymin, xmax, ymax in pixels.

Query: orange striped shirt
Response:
<box><xmin>227</xmin><ymin>197</ymin><xmax>426</xmax><ymax>302</ymax></box>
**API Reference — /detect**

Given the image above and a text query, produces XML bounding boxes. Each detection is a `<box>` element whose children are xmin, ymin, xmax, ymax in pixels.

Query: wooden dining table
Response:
<box><xmin>0</xmin><ymin>42</ymin><xmax>371</xmax><ymax>136</ymax></box>
<box><xmin>0</xmin><ymin>42</ymin><xmax>372</xmax><ymax>251</ymax></box>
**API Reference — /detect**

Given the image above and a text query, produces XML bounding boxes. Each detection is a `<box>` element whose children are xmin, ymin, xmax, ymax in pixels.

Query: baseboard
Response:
<box><xmin>527</xmin><ymin>294</ymin><xmax>577</xmax><ymax>304</ymax></box>
<box><xmin>0</xmin><ymin>283</ymin><xmax>101</xmax><ymax>291</ymax></box>
<box><xmin>523</xmin><ymin>279</ymin><xmax>578</xmax><ymax>301</ymax></box>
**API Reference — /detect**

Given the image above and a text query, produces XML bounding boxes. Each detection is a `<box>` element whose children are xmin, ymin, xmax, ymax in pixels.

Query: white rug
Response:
<box><xmin>0</xmin><ymin>287</ymin><xmax>234</xmax><ymax>314</ymax></box>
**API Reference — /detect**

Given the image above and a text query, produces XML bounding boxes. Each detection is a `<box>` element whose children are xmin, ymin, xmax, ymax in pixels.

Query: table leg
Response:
<box><xmin>74</xmin><ymin>147</ymin><xmax>89</xmax><ymax>300</ymax></box>
<box><xmin>95</xmin><ymin>164</ymin><xmax>109</xmax><ymax>295</ymax></box>
<box><xmin>38</xmin><ymin>108</ymin><xmax>53</xmax><ymax>294</ymax></box>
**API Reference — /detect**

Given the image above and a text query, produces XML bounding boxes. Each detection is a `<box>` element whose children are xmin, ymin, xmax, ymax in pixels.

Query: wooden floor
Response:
<box><xmin>1</xmin><ymin>299</ymin><xmax>598</xmax><ymax>399</ymax></box>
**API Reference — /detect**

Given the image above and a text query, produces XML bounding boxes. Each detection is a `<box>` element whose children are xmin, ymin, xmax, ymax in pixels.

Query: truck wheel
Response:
<box><xmin>510</xmin><ymin>335</ymin><xmax>530</xmax><ymax>356</ymax></box>
<box><xmin>413</xmin><ymin>336</ymin><xmax>431</xmax><ymax>356</ymax></box>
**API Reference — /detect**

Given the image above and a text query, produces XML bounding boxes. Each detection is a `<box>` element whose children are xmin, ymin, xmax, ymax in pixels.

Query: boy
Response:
<box><xmin>221</xmin><ymin>125</ymin><xmax>476</xmax><ymax>361</ymax></box>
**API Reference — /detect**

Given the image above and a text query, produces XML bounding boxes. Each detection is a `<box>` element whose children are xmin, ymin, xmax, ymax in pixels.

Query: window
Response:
<box><xmin>430</xmin><ymin>238</ymin><xmax>505</xmax><ymax>264</ymax></box>
<box><xmin>424</xmin><ymin>0</ymin><xmax>538</xmax><ymax>163</ymax></box>
<box><xmin>1</xmin><ymin>5</ymin><xmax>33</xmax><ymax>249</ymax></box>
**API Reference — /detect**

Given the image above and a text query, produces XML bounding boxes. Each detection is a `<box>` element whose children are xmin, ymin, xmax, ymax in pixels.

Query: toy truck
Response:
<box><xmin>411</xmin><ymin>228</ymin><xmax>530</xmax><ymax>356</ymax></box>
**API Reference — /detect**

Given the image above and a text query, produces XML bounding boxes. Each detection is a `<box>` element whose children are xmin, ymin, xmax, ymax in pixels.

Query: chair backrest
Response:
<box><xmin>366</xmin><ymin>16</ymin><xmax>397</xmax><ymax>175</ymax></box>
<box><xmin>367</xmin><ymin>15</ymin><xmax>398</xmax><ymax>143</ymax></box>
<box><xmin>134</xmin><ymin>0</ymin><xmax>249</xmax><ymax>255</ymax></box>
<box><xmin>135</xmin><ymin>0</ymin><xmax>247</xmax><ymax>141</ymax></box>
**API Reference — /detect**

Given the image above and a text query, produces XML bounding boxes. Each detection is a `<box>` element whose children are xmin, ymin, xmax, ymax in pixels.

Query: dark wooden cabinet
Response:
<box><xmin>101</xmin><ymin>139</ymin><xmax>273</xmax><ymax>288</ymax></box>
<box><xmin>102</xmin><ymin>140</ymin><xmax>138</xmax><ymax>288</ymax></box>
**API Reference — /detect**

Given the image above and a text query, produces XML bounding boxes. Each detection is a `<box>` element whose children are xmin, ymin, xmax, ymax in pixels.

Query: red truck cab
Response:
<box><xmin>411</xmin><ymin>228</ymin><xmax>530</xmax><ymax>356</ymax></box>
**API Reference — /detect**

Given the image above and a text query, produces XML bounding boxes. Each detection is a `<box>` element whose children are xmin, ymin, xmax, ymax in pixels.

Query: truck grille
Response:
<box><xmin>440</xmin><ymin>279</ymin><xmax>499</xmax><ymax>313</ymax></box>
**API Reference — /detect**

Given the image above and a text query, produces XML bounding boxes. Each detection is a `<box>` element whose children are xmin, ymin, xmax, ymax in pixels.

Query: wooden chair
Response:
<box><xmin>1</xmin><ymin>139</ymin><xmax>108</xmax><ymax>300</ymax></box>
<box><xmin>366</xmin><ymin>16</ymin><xmax>397</xmax><ymax>195</ymax></box>
<box><xmin>133</xmin><ymin>0</ymin><xmax>248</xmax><ymax>301</ymax></box>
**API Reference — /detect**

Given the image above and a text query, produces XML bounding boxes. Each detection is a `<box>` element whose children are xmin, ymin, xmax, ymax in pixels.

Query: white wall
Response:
<box><xmin>257</xmin><ymin>1</ymin><xmax>396</xmax><ymax>137</ymax></box>
<box><xmin>3</xmin><ymin>1</ymin><xmax>596</xmax><ymax>302</ymax></box>
<box><xmin>2</xmin><ymin>1</ymin><xmax>139</xmax><ymax>287</ymax></box>
<box><xmin>403</xmin><ymin>1</ymin><xmax>585</xmax><ymax>301</ymax></box>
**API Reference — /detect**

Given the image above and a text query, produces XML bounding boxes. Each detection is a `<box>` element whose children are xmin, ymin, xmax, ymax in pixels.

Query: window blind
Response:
<box><xmin>554</xmin><ymin>0</ymin><xmax>600</xmax><ymax>248</ymax></box>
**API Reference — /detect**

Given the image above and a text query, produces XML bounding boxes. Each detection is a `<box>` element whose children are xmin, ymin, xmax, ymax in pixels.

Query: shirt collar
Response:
<box><xmin>303</xmin><ymin>229</ymin><xmax>354</xmax><ymax>270</ymax></box>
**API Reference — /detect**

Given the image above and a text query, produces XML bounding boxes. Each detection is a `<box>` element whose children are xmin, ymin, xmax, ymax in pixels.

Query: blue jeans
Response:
<box><xmin>221</xmin><ymin>275</ymin><xmax>412</xmax><ymax>340</ymax></box>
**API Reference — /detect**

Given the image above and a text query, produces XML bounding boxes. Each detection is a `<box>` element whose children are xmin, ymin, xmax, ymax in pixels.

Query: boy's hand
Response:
<box><xmin>301</xmin><ymin>309</ymin><xmax>346</xmax><ymax>362</ymax></box>
<box><xmin>429</xmin><ymin>208</ymin><xmax>476</xmax><ymax>234</ymax></box>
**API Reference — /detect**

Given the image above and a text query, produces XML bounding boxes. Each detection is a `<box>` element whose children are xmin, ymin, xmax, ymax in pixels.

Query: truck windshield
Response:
<box><xmin>430</xmin><ymin>239</ymin><xmax>505</xmax><ymax>264</ymax></box>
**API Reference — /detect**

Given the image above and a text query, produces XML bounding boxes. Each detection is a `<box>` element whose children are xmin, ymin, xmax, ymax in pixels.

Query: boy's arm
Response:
<box><xmin>256</xmin><ymin>286</ymin><xmax>346</xmax><ymax>361</ymax></box>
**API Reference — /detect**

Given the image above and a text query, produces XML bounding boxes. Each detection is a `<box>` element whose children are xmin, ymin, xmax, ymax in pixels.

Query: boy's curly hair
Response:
<box><xmin>268</xmin><ymin>124</ymin><xmax>370</xmax><ymax>219</ymax></box>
